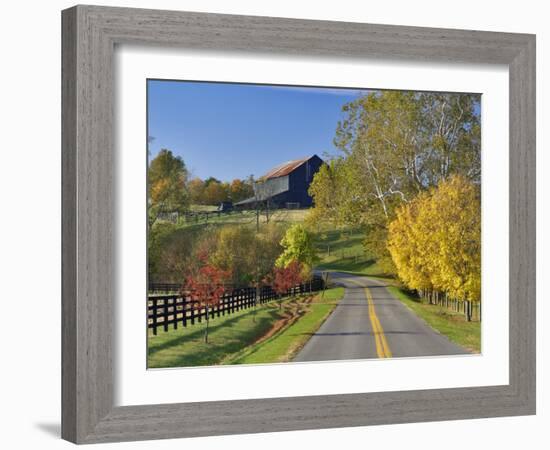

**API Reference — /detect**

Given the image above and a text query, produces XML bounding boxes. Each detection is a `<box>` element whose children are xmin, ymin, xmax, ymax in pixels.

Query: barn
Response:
<box><xmin>235</xmin><ymin>154</ymin><xmax>324</xmax><ymax>209</ymax></box>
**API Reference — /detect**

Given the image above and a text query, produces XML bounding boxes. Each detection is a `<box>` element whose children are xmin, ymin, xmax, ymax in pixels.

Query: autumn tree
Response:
<box><xmin>307</xmin><ymin>160</ymin><xmax>364</xmax><ymax>226</ymax></box>
<box><xmin>284</xmin><ymin>260</ymin><xmax>305</xmax><ymax>297</ymax></box>
<box><xmin>209</xmin><ymin>226</ymin><xmax>257</xmax><ymax>287</ymax></box>
<box><xmin>251</xmin><ymin>224</ymin><xmax>285</xmax><ymax>283</ymax></box>
<box><xmin>148</xmin><ymin>149</ymin><xmax>189</xmax><ymax>227</ymax></box>
<box><xmin>426</xmin><ymin>175</ymin><xmax>481</xmax><ymax>303</ymax></box>
<box><xmin>309</xmin><ymin>90</ymin><xmax>481</xmax><ymax>269</ymax></box>
<box><xmin>276</xmin><ymin>224</ymin><xmax>317</xmax><ymax>278</ymax></box>
<box><xmin>387</xmin><ymin>193</ymin><xmax>433</xmax><ymax>293</ymax></box>
<box><xmin>269</xmin><ymin>260</ymin><xmax>304</xmax><ymax>309</ymax></box>
<box><xmin>387</xmin><ymin>175</ymin><xmax>481</xmax><ymax>308</ymax></box>
<box><xmin>183</xmin><ymin>251</ymin><xmax>230</xmax><ymax>343</ymax></box>
<box><xmin>148</xmin><ymin>224</ymin><xmax>199</xmax><ymax>283</ymax></box>
<box><xmin>187</xmin><ymin>176</ymin><xmax>253</xmax><ymax>205</ymax></box>
<box><xmin>229</xmin><ymin>178</ymin><xmax>254</xmax><ymax>203</ymax></box>
<box><xmin>202</xmin><ymin>179</ymin><xmax>230</xmax><ymax>205</ymax></box>
<box><xmin>188</xmin><ymin>178</ymin><xmax>205</xmax><ymax>204</ymax></box>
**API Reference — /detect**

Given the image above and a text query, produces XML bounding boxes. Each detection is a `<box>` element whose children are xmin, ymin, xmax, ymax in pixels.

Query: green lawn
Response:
<box><xmin>313</xmin><ymin>228</ymin><xmax>392</xmax><ymax>279</ymax></box>
<box><xmin>226</xmin><ymin>287</ymin><xmax>345</xmax><ymax>364</ymax></box>
<box><xmin>387</xmin><ymin>286</ymin><xmax>481</xmax><ymax>353</ymax></box>
<box><xmin>147</xmin><ymin>288</ymin><xmax>344</xmax><ymax>368</ymax></box>
<box><xmin>189</xmin><ymin>204</ymin><xmax>218</xmax><ymax>212</ymax></box>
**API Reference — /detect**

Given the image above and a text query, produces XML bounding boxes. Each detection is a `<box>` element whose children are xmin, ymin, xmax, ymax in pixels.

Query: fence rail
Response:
<box><xmin>148</xmin><ymin>276</ymin><xmax>325</xmax><ymax>334</ymax></box>
<box><xmin>149</xmin><ymin>282</ymin><xmax>181</xmax><ymax>293</ymax></box>
<box><xmin>418</xmin><ymin>290</ymin><xmax>481</xmax><ymax>322</ymax></box>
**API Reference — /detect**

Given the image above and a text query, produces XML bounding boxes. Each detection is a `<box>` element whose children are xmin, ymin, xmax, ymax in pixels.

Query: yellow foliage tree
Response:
<box><xmin>388</xmin><ymin>175</ymin><xmax>481</xmax><ymax>303</ymax></box>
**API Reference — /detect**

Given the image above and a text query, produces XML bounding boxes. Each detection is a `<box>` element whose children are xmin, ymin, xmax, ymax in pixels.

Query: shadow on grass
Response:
<box><xmin>148</xmin><ymin>307</ymin><xmax>277</xmax><ymax>356</ymax></box>
<box><xmin>148</xmin><ymin>307</ymin><xmax>283</xmax><ymax>368</ymax></box>
<box><xmin>317</xmin><ymin>261</ymin><xmax>393</xmax><ymax>281</ymax></box>
<box><xmin>315</xmin><ymin>236</ymin><xmax>364</xmax><ymax>253</ymax></box>
<box><xmin>317</xmin><ymin>258</ymin><xmax>374</xmax><ymax>272</ymax></box>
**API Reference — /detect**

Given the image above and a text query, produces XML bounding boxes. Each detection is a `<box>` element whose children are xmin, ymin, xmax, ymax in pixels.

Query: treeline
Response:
<box><xmin>188</xmin><ymin>176</ymin><xmax>254</xmax><ymax>206</ymax></box>
<box><xmin>149</xmin><ymin>222</ymin><xmax>316</xmax><ymax>288</ymax></box>
<box><xmin>308</xmin><ymin>90</ymin><xmax>481</xmax><ymax>303</ymax></box>
<box><xmin>148</xmin><ymin>149</ymin><xmax>254</xmax><ymax>226</ymax></box>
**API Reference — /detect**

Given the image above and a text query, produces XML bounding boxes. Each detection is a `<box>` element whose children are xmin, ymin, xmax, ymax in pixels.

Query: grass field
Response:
<box><xmin>387</xmin><ymin>286</ymin><xmax>481</xmax><ymax>353</ymax></box>
<box><xmin>173</xmin><ymin>207</ymin><xmax>310</xmax><ymax>229</ymax></box>
<box><xmin>189</xmin><ymin>204</ymin><xmax>218</xmax><ymax>212</ymax></box>
<box><xmin>313</xmin><ymin>228</ymin><xmax>392</xmax><ymax>279</ymax></box>
<box><xmin>147</xmin><ymin>287</ymin><xmax>344</xmax><ymax>368</ymax></box>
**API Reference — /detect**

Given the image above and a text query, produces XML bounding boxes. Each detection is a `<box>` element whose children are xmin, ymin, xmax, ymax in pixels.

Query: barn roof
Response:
<box><xmin>261</xmin><ymin>156</ymin><xmax>311</xmax><ymax>180</ymax></box>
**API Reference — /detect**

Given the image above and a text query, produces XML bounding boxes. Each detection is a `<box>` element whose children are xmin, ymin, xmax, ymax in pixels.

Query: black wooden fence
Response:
<box><xmin>148</xmin><ymin>276</ymin><xmax>325</xmax><ymax>334</ymax></box>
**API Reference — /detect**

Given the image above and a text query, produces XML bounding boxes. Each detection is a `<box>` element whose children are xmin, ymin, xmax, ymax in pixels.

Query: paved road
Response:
<box><xmin>294</xmin><ymin>272</ymin><xmax>468</xmax><ymax>362</ymax></box>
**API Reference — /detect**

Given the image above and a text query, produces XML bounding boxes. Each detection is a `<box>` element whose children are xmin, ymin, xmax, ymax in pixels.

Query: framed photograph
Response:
<box><xmin>62</xmin><ymin>5</ymin><xmax>536</xmax><ymax>444</ymax></box>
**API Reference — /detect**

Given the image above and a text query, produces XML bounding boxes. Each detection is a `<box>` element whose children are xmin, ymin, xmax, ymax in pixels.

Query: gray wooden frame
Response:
<box><xmin>62</xmin><ymin>4</ymin><xmax>536</xmax><ymax>444</ymax></box>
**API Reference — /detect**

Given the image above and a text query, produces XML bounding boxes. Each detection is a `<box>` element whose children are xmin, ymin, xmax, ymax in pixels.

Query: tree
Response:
<box><xmin>148</xmin><ymin>224</ymin><xmax>199</xmax><ymax>283</ymax></box>
<box><xmin>284</xmin><ymin>260</ymin><xmax>305</xmax><ymax>296</ymax></box>
<box><xmin>229</xmin><ymin>178</ymin><xmax>254</xmax><ymax>203</ymax></box>
<box><xmin>334</xmin><ymin>91</ymin><xmax>481</xmax><ymax>212</ymax></box>
<box><xmin>308</xmin><ymin>90</ymin><xmax>481</xmax><ymax>270</ymax></box>
<box><xmin>387</xmin><ymin>193</ymin><xmax>433</xmax><ymax>292</ymax></box>
<box><xmin>269</xmin><ymin>260</ymin><xmax>304</xmax><ymax>309</ymax></box>
<box><xmin>276</xmin><ymin>224</ymin><xmax>317</xmax><ymax>278</ymax></box>
<box><xmin>387</xmin><ymin>175</ymin><xmax>480</xmax><ymax>308</ymax></box>
<box><xmin>202</xmin><ymin>179</ymin><xmax>230</xmax><ymax>205</ymax></box>
<box><xmin>188</xmin><ymin>178</ymin><xmax>205</xmax><ymax>204</ymax></box>
<box><xmin>188</xmin><ymin>177</ymin><xmax>252</xmax><ymax>205</ymax></box>
<box><xmin>307</xmin><ymin>162</ymin><xmax>336</xmax><ymax>223</ymax></box>
<box><xmin>148</xmin><ymin>149</ymin><xmax>189</xmax><ymax>226</ymax></box>
<box><xmin>426</xmin><ymin>175</ymin><xmax>481</xmax><ymax>303</ymax></box>
<box><xmin>203</xmin><ymin>176</ymin><xmax>221</xmax><ymax>187</ymax></box>
<box><xmin>183</xmin><ymin>251</ymin><xmax>230</xmax><ymax>343</ymax></box>
<box><xmin>209</xmin><ymin>226</ymin><xmax>257</xmax><ymax>286</ymax></box>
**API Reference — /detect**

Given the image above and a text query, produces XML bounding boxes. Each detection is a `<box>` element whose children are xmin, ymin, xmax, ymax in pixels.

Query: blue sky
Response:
<box><xmin>147</xmin><ymin>80</ymin><xmax>363</xmax><ymax>182</ymax></box>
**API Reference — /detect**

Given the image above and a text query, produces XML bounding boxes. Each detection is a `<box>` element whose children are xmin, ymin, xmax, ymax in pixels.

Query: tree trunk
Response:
<box><xmin>204</xmin><ymin>307</ymin><xmax>209</xmax><ymax>343</ymax></box>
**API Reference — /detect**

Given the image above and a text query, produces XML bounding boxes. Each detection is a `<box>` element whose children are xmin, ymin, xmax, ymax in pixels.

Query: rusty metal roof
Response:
<box><xmin>262</xmin><ymin>156</ymin><xmax>310</xmax><ymax>180</ymax></box>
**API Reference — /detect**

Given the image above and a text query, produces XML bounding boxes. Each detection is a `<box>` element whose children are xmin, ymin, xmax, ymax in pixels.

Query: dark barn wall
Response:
<box><xmin>246</xmin><ymin>155</ymin><xmax>324</xmax><ymax>209</ymax></box>
<box><xmin>287</xmin><ymin>155</ymin><xmax>324</xmax><ymax>207</ymax></box>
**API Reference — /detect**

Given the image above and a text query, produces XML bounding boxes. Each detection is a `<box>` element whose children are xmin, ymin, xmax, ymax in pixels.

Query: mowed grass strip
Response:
<box><xmin>147</xmin><ymin>303</ymin><xmax>282</xmax><ymax>368</ymax></box>
<box><xmin>226</xmin><ymin>287</ymin><xmax>345</xmax><ymax>365</ymax></box>
<box><xmin>147</xmin><ymin>288</ymin><xmax>344</xmax><ymax>368</ymax></box>
<box><xmin>387</xmin><ymin>286</ymin><xmax>481</xmax><ymax>353</ymax></box>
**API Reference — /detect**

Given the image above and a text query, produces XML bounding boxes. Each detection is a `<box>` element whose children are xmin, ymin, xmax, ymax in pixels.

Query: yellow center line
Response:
<box><xmin>365</xmin><ymin>288</ymin><xmax>392</xmax><ymax>358</ymax></box>
<box><xmin>344</xmin><ymin>277</ymin><xmax>392</xmax><ymax>359</ymax></box>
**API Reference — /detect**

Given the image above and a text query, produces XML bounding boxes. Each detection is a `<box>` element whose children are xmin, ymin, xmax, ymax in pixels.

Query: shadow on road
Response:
<box><xmin>302</xmin><ymin>330</ymin><xmax>426</xmax><ymax>337</ymax></box>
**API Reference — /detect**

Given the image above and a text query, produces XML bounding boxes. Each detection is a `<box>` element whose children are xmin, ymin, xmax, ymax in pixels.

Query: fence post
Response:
<box><xmin>152</xmin><ymin>298</ymin><xmax>158</xmax><ymax>335</ymax></box>
<box><xmin>172</xmin><ymin>298</ymin><xmax>178</xmax><ymax>330</ymax></box>
<box><xmin>182</xmin><ymin>298</ymin><xmax>187</xmax><ymax>327</ymax></box>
